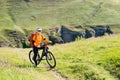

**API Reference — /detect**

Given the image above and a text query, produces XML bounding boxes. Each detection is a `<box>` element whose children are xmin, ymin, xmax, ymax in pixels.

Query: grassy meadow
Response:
<box><xmin>0</xmin><ymin>48</ymin><xmax>59</xmax><ymax>80</ymax></box>
<box><xmin>51</xmin><ymin>34</ymin><xmax>120</xmax><ymax>80</ymax></box>
<box><xmin>0</xmin><ymin>34</ymin><xmax>120</xmax><ymax>80</ymax></box>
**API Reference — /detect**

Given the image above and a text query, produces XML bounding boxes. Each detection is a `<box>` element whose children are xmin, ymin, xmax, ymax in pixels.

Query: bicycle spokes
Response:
<box><xmin>47</xmin><ymin>54</ymin><xmax>52</xmax><ymax>60</ymax></box>
<box><xmin>46</xmin><ymin>51</ymin><xmax>56</xmax><ymax>68</ymax></box>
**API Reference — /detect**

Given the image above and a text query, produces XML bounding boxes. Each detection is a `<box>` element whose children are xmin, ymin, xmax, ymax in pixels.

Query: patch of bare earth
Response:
<box><xmin>0</xmin><ymin>61</ymin><xmax>10</xmax><ymax>67</ymax></box>
<box><xmin>49</xmin><ymin>70</ymin><xmax>69</xmax><ymax>80</ymax></box>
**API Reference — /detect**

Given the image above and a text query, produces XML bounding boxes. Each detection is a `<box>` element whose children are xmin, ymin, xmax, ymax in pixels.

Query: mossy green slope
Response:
<box><xmin>0</xmin><ymin>0</ymin><xmax>120</xmax><ymax>29</ymax></box>
<box><xmin>0</xmin><ymin>0</ymin><xmax>120</xmax><ymax>45</ymax></box>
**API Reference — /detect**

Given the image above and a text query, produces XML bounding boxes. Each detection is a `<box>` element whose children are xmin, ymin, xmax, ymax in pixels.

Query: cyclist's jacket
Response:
<box><xmin>30</xmin><ymin>32</ymin><xmax>51</xmax><ymax>47</ymax></box>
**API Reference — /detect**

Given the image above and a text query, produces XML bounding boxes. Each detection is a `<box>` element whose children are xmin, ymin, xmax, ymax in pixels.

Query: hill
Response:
<box><xmin>0</xmin><ymin>0</ymin><xmax>120</xmax><ymax>47</ymax></box>
<box><xmin>0</xmin><ymin>34</ymin><xmax>120</xmax><ymax>80</ymax></box>
<box><xmin>0</xmin><ymin>0</ymin><xmax>120</xmax><ymax>29</ymax></box>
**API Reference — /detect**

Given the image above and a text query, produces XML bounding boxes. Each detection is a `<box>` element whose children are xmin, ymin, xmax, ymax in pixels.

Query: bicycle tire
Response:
<box><xmin>46</xmin><ymin>51</ymin><xmax>56</xmax><ymax>68</ymax></box>
<box><xmin>29</xmin><ymin>50</ymin><xmax>40</xmax><ymax>65</ymax></box>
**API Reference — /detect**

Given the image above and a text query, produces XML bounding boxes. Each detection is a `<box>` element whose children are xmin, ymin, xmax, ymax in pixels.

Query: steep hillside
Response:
<box><xmin>0</xmin><ymin>0</ymin><xmax>120</xmax><ymax>47</ymax></box>
<box><xmin>0</xmin><ymin>0</ymin><xmax>120</xmax><ymax>28</ymax></box>
<box><xmin>0</xmin><ymin>34</ymin><xmax>120</xmax><ymax>80</ymax></box>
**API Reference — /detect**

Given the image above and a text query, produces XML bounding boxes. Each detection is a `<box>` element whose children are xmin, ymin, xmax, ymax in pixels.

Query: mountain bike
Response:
<box><xmin>28</xmin><ymin>44</ymin><xmax>56</xmax><ymax>68</ymax></box>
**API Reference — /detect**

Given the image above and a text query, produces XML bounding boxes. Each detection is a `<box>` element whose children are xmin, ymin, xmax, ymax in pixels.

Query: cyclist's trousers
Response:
<box><xmin>33</xmin><ymin>46</ymin><xmax>38</xmax><ymax>66</ymax></box>
<box><xmin>33</xmin><ymin>46</ymin><xmax>45</xmax><ymax>66</ymax></box>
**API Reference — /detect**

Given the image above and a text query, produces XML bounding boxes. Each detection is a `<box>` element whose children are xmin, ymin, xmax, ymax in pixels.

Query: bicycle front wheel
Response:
<box><xmin>46</xmin><ymin>51</ymin><xmax>56</xmax><ymax>68</ymax></box>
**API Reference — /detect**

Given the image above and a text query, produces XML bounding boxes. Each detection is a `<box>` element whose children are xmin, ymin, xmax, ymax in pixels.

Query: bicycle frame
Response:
<box><xmin>37</xmin><ymin>45</ymin><xmax>49</xmax><ymax>60</ymax></box>
<box><xmin>38</xmin><ymin>44</ymin><xmax>48</xmax><ymax>53</ymax></box>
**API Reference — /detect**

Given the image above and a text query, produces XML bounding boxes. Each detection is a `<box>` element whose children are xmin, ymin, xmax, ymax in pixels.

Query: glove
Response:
<box><xmin>49</xmin><ymin>41</ymin><xmax>52</xmax><ymax>44</ymax></box>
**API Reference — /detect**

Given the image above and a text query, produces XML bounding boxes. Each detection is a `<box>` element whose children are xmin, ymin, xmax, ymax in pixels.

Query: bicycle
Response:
<box><xmin>28</xmin><ymin>44</ymin><xmax>56</xmax><ymax>68</ymax></box>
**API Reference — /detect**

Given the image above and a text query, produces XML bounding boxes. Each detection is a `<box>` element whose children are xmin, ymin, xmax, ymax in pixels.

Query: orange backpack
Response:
<box><xmin>29</xmin><ymin>33</ymin><xmax>35</xmax><ymax>47</ymax></box>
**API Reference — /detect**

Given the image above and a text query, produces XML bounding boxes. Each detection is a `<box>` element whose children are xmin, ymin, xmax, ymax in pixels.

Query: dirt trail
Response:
<box><xmin>49</xmin><ymin>70</ymin><xmax>69</xmax><ymax>80</ymax></box>
<box><xmin>38</xmin><ymin>64</ymin><xmax>69</xmax><ymax>80</ymax></box>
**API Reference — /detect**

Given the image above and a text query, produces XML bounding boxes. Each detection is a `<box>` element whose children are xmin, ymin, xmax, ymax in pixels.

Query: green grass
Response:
<box><xmin>0</xmin><ymin>48</ymin><xmax>58</xmax><ymax>80</ymax></box>
<box><xmin>0</xmin><ymin>34</ymin><xmax>120</xmax><ymax>80</ymax></box>
<box><xmin>50</xmin><ymin>34</ymin><xmax>120</xmax><ymax>80</ymax></box>
<box><xmin>0</xmin><ymin>0</ymin><xmax>120</xmax><ymax>46</ymax></box>
<box><xmin>0</xmin><ymin>0</ymin><xmax>120</xmax><ymax>29</ymax></box>
<box><xmin>0</xmin><ymin>0</ymin><xmax>120</xmax><ymax>79</ymax></box>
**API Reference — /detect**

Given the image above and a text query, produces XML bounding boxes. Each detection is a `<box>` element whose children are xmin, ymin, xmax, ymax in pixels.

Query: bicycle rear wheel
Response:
<box><xmin>46</xmin><ymin>51</ymin><xmax>56</xmax><ymax>68</ymax></box>
<box><xmin>29</xmin><ymin>50</ymin><xmax>40</xmax><ymax>65</ymax></box>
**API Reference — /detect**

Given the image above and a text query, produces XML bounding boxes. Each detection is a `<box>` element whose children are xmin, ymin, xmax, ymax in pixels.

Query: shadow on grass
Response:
<box><xmin>15</xmin><ymin>64</ymin><xmax>54</xmax><ymax>70</ymax></box>
<box><xmin>15</xmin><ymin>64</ymin><xmax>34</xmax><ymax>68</ymax></box>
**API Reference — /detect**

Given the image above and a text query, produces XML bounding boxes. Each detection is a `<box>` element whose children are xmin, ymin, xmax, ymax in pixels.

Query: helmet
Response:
<box><xmin>36</xmin><ymin>27</ymin><xmax>42</xmax><ymax>31</ymax></box>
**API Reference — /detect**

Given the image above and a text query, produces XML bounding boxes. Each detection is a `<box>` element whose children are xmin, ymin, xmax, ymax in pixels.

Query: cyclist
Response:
<box><xmin>30</xmin><ymin>27</ymin><xmax>52</xmax><ymax>67</ymax></box>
